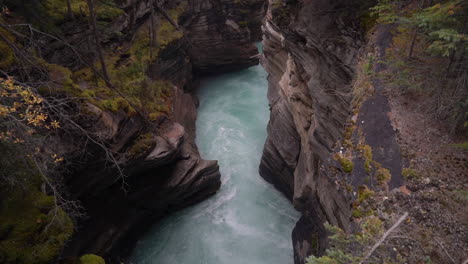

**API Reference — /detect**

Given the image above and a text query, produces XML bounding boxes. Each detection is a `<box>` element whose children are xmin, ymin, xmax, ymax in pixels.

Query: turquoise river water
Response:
<box><xmin>130</xmin><ymin>57</ymin><xmax>300</xmax><ymax>264</ymax></box>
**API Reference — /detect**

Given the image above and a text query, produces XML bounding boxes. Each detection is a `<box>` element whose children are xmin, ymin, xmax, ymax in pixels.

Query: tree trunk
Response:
<box><xmin>408</xmin><ymin>29</ymin><xmax>417</xmax><ymax>60</ymax></box>
<box><xmin>149</xmin><ymin>0</ymin><xmax>155</xmax><ymax>60</ymax></box>
<box><xmin>86</xmin><ymin>0</ymin><xmax>110</xmax><ymax>82</ymax></box>
<box><xmin>66</xmin><ymin>0</ymin><xmax>74</xmax><ymax>20</ymax></box>
<box><xmin>445</xmin><ymin>50</ymin><xmax>456</xmax><ymax>78</ymax></box>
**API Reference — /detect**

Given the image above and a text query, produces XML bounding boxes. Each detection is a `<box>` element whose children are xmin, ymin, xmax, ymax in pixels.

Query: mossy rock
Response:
<box><xmin>334</xmin><ymin>154</ymin><xmax>354</xmax><ymax>173</ymax></box>
<box><xmin>127</xmin><ymin>133</ymin><xmax>157</xmax><ymax>159</ymax></box>
<box><xmin>80</xmin><ymin>254</ymin><xmax>106</xmax><ymax>264</ymax></box>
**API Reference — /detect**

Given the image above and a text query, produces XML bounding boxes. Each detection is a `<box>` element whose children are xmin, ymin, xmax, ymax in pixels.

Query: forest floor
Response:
<box><xmin>384</xmin><ymin>87</ymin><xmax>468</xmax><ymax>263</ymax></box>
<box><xmin>353</xmin><ymin>22</ymin><xmax>468</xmax><ymax>263</ymax></box>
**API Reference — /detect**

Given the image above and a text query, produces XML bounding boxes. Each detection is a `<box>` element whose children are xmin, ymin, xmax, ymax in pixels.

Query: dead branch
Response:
<box><xmin>154</xmin><ymin>2</ymin><xmax>180</xmax><ymax>30</ymax></box>
<box><xmin>435</xmin><ymin>238</ymin><xmax>456</xmax><ymax>264</ymax></box>
<box><xmin>359</xmin><ymin>212</ymin><xmax>409</xmax><ymax>264</ymax></box>
<box><xmin>0</xmin><ymin>23</ymin><xmax>148</xmax><ymax>122</ymax></box>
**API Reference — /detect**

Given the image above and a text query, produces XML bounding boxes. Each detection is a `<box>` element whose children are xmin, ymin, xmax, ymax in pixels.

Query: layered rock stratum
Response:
<box><xmin>38</xmin><ymin>0</ymin><xmax>267</xmax><ymax>261</ymax></box>
<box><xmin>259</xmin><ymin>1</ymin><xmax>404</xmax><ymax>263</ymax></box>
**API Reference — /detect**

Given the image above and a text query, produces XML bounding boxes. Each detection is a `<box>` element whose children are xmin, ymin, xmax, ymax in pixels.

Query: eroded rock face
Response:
<box><xmin>58</xmin><ymin>0</ymin><xmax>266</xmax><ymax>261</ymax></box>
<box><xmin>187</xmin><ymin>0</ymin><xmax>266</xmax><ymax>73</ymax></box>
<box><xmin>62</xmin><ymin>87</ymin><xmax>221</xmax><ymax>260</ymax></box>
<box><xmin>260</xmin><ymin>0</ymin><xmax>363</xmax><ymax>263</ymax></box>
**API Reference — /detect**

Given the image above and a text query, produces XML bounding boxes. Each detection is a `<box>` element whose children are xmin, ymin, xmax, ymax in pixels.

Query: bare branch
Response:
<box><xmin>359</xmin><ymin>212</ymin><xmax>409</xmax><ymax>264</ymax></box>
<box><xmin>435</xmin><ymin>238</ymin><xmax>456</xmax><ymax>264</ymax></box>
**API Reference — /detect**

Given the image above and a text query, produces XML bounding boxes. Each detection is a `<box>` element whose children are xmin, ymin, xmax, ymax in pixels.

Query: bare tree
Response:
<box><xmin>149</xmin><ymin>0</ymin><xmax>156</xmax><ymax>60</ymax></box>
<box><xmin>66</xmin><ymin>0</ymin><xmax>74</xmax><ymax>20</ymax></box>
<box><xmin>86</xmin><ymin>0</ymin><xmax>110</xmax><ymax>82</ymax></box>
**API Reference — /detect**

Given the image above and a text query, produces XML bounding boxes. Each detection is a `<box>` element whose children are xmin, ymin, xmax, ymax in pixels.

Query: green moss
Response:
<box><xmin>360</xmin><ymin>10</ymin><xmax>378</xmax><ymax>33</ymax></box>
<box><xmin>344</xmin><ymin>125</ymin><xmax>356</xmax><ymax>140</ymax></box>
<box><xmin>352</xmin><ymin>185</ymin><xmax>375</xmax><ymax>219</ymax></box>
<box><xmin>364</xmin><ymin>55</ymin><xmax>375</xmax><ymax>75</ymax></box>
<box><xmin>0</xmin><ymin>185</ymin><xmax>73</xmax><ymax>264</ymax></box>
<box><xmin>376</xmin><ymin>167</ymin><xmax>391</xmax><ymax>186</ymax></box>
<box><xmin>238</xmin><ymin>21</ymin><xmax>248</xmax><ymax>28</ymax></box>
<box><xmin>79</xmin><ymin>254</ymin><xmax>105</xmax><ymax>264</ymax></box>
<box><xmin>157</xmin><ymin>21</ymin><xmax>183</xmax><ymax>48</ymax></box>
<box><xmin>0</xmin><ymin>41</ymin><xmax>15</xmax><ymax>69</ymax></box>
<box><xmin>361</xmin><ymin>216</ymin><xmax>383</xmax><ymax>237</ymax></box>
<box><xmin>128</xmin><ymin>1</ymin><xmax>186</xmax><ymax>63</ymax></box>
<box><xmin>452</xmin><ymin>141</ymin><xmax>468</xmax><ymax>150</ymax></box>
<box><xmin>343</xmin><ymin>139</ymin><xmax>353</xmax><ymax>149</ymax></box>
<box><xmin>352</xmin><ymin>208</ymin><xmax>366</xmax><ymax>218</ymax></box>
<box><xmin>167</xmin><ymin>2</ymin><xmax>188</xmax><ymax>24</ymax></box>
<box><xmin>98</xmin><ymin>97</ymin><xmax>135</xmax><ymax>114</ymax></box>
<box><xmin>44</xmin><ymin>0</ymin><xmax>123</xmax><ymax>24</ymax></box>
<box><xmin>358</xmin><ymin>144</ymin><xmax>373</xmax><ymax>173</ymax></box>
<box><xmin>335</xmin><ymin>154</ymin><xmax>354</xmax><ymax>173</ymax></box>
<box><xmin>356</xmin><ymin>185</ymin><xmax>374</xmax><ymax>204</ymax></box>
<box><xmin>402</xmin><ymin>168</ymin><xmax>419</xmax><ymax>179</ymax></box>
<box><xmin>127</xmin><ymin>133</ymin><xmax>157</xmax><ymax>159</ymax></box>
<box><xmin>46</xmin><ymin>62</ymin><xmax>77</xmax><ymax>92</ymax></box>
<box><xmin>0</xmin><ymin>145</ymin><xmax>74</xmax><ymax>264</ymax></box>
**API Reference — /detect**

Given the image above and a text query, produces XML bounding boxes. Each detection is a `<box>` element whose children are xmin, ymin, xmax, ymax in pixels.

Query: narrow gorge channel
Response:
<box><xmin>130</xmin><ymin>57</ymin><xmax>300</xmax><ymax>264</ymax></box>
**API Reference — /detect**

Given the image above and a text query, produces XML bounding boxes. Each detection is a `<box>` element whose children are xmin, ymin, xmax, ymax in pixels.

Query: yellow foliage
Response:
<box><xmin>0</xmin><ymin>78</ymin><xmax>60</xmax><ymax>143</ymax></box>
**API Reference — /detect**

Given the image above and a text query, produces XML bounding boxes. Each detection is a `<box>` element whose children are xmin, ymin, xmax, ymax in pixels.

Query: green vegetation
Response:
<box><xmin>0</xmin><ymin>41</ymin><xmax>14</xmax><ymax>69</ymax></box>
<box><xmin>402</xmin><ymin>168</ymin><xmax>420</xmax><ymax>179</ymax></box>
<box><xmin>44</xmin><ymin>0</ymin><xmax>123</xmax><ymax>23</ymax></box>
<box><xmin>306</xmin><ymin>217</ymin><xmax>389</xmax><ymax>264</ymax></box>
<box><xmin>0</xmin><ymin>1</ymin><xmax>209</xmax><ymax>263</ymax></box>
<box><xmin>3</xmin><ymin>0</ymin><xmax>123</xmax><ymax>33</ymax></box>
<box><xmin>67</xmin><ymin>2</ymin><xmax>188</xmax><ymax>118</ymax></box>
<box><xmin>79</xmin><ymin>254</ymin><xmax>106</xmax><ymax>264</ymax></box>
<box><xmin>352</xmin><ymin>185</ymin><xmax>375</xmax><ymax>219</ymax></box>
<box><xmin>0</xmin><ymin>26</ymin><xmax>16</xmax><ymax>69</ymax></box>
<box><xmin>358</xmin><ymin>144</ymin><xmax>373</xmax><ymax>173</ymax></box>
<box><xmin>451</xmin><ymin>141</ymin><xmax>468</xmax><ymax>150</ymax></box>
<box><xmin>351</xmin><ymin>55</ymin><xmax>374</xmax><ymax>108</ymax></box>
<box><xmin>127</xmin><ymin>133</ymin><xmax>157</xmax><ymax>159</ymax></box>
<box><xmin>372</xmin><ymin>0</ymin><xmax>467</xmax><ymax>58</ymax></box>
<box><xmin>371</xmin><ymin>0</ymin><xmax>468</xmax><ymax>134</ymax></box>
<box><xmin>375</xmin><ymin>167</ymin><xmax>391</xmax><ymax>186</ymax></box>
<box><xmin>334</xmin><ymin>154</ymin><xmax>354</xmax><ymax>173</ymax></box>
<box><xmin>0</xmin><ymin>146</ymin><xmax>73</xmax><ymax>264</ymax></box>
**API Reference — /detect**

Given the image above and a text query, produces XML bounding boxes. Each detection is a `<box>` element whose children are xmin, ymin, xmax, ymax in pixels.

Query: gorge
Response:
<box><xmin>0</xmin><ymin>0</ymin><xmax>467</xmax><ymax>264</ymax></box>
<box><xmin>130</xmin><ymin>59</ymin><xmax>300</xmax><ymax>264</ymax></box>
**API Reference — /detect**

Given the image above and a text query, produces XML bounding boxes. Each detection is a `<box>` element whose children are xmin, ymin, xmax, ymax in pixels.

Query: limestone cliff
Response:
<box><xmin>259</xmin><ymin>0</ymin><xmax>403</xmax><ymax>263</ymax></box>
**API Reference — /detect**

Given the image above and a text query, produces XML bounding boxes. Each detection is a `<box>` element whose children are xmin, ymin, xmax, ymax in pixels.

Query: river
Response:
<box><xmin>130</xmin><ymin>52</ymin><xmax>300</xmax><ymax>264</ymax></box>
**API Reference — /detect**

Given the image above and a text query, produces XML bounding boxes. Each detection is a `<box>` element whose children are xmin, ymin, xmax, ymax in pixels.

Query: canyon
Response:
<box><xmin>1</xmin><ymin>0</ymin><xmax>466</xmax><ymax>263</ymax></box>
